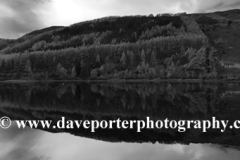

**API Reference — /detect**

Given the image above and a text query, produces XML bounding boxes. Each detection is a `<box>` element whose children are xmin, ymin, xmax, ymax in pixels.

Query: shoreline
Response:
<box><xmin>1</xmin><ymin>78</ymin><xmax>239</xmax><ymax>83</ymax></box>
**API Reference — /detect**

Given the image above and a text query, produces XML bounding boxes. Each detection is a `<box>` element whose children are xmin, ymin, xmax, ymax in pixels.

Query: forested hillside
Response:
<box><xmin>192</xmin><ymin>9</ymin><xmax>240</xmax><ymax>80</ymax></box>
<box><xmin>0</xmin><ymin>13</ymin><xmax>219</xmax><ymax>80</ymax></box>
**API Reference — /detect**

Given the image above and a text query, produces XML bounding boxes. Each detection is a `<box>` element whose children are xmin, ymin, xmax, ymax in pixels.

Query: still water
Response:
<box><xmin>1</xmin><ymin>82</ymin><xmax>240</xmax><ymax>160</ymax></box>
<box><xmin>1</xmin><ymin>122</ymin><xmax>240</xmax><ymax>160</ymax></box>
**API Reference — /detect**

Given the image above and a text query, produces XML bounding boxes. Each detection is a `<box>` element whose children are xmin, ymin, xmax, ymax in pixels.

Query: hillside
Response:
<box><xmin>0</xmin><ymin>13</ymin><xmax>218</xmax><ymax>80</ymax></box>
<box><xmin>191</xmin><ymin>9</ymin><xmax>240</xmax><ymax>79</ymax></box>
<box><xmin>0</xmin><ymin>38</ymin><xmax>14</xmax><ymax>51</ymax></box>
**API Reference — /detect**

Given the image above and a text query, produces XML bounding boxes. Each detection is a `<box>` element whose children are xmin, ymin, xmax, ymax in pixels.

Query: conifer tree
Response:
<box><xmin>71</xmin><ymin>66</ymin><xmax>77</xmax><ymax>78</ymax></box>
<box><xmin>141</xmin><ymin>49</ymin><xmax>146</xmax><ymax>64</ymax></box>
<box><xmin>150</xmin><ymin>51</ymin><xmax>158</xmax><ymax>67</ymax></box>
<box><xmin>120</xmin><ymin>52</ymin><xmax>127</xmax><ymax>68</ymax></box>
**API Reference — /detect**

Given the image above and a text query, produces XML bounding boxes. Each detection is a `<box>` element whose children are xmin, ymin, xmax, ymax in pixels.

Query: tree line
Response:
<box><xmin>0</xmin><ymin>15</ymin><xmax>219</xmax><ymax>80</ymax></box>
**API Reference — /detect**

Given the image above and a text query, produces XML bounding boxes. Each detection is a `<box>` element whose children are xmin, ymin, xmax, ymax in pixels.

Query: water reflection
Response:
<box><xmin>1</xmin><ymin>122</ymin><xmax>240</xmax><ymax>160</ymax></box>
<box><xmin>1</xmin><ymin>82</ymin><xmax>240</xmax><ymax>155</ymax></box>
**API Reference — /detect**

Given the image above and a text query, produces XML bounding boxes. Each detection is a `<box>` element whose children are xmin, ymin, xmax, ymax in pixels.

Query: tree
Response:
<box><xmin>0</xmin><ymin>60</ymin><xmax>5</xmax><ymax>71</ymax></box>
<box><xmin>180</xmin><ymin>46</ymin><xmax>185</xmax><ymax>55</ymax></box>
<box><xmin>148</xmin><ymin>14</ymin><xmax>154</xmax><ymax>17</ymax></box>
<box><xmin>159</xmin><ymin>69</ymin><xmax>165</xmax><ymax>78</ymax></box>
<box><xmin>32</xmin><ymin>41</ymin><xmax>47</xmax><ymax>51</ymax></box>
<box><xmin>136</xmin><ymin>65</ymin><xmax>141</xmax><ymax>74</ymax></box>
<box><xmin>228</xmin><ymin>20</ymin><xmax>232</xmax><ymax>27</ymax></box>
<box><xmin>96</xmin><ymin>54</ymin><xmax>100</xmax><ymax>63</ymax></box>
<box><xmin>25</xmin><ymin>59</ymin><xmax>32</xmax><ymax>72</ymax></box>
<box><xmin>141</xmin><ymin>49</ymin><xmax>146</xmax><ymax>64</ymax></box>
<box><xmin>126</xmin><ymin>51</ymin><xmax>131</xmax><ymax>68</ymax></box>
<box><xmin>80</xmin><ymin>61</ymin><xmax>89</xmax><ymax>78</ymax></box>
<box><xmin>132</xmin><ymin>52</ymin><xmax>141</xmax><ymax>69</ymax></box>
<box><xmin>150</xmin><ymin>51</ymin><xmax>158</xmax><ymax>67</ymax></box>
<box><xmin>129</xmin><ymin>51</ymin><xmax>135</xmax><ymax>68</ymax></box>
<box><xmin>120</xmin><ymin>52</ymin><xmax>127</xmax><ymax>68</ymax></box>
<box><xmin>53</xmin><ymin>56</ymin><xmax>56</xmax><ymax>63</ymax></box>
<box><xmin>95</xmin><ymin>54</ymin><xmax>101</xmax><ymax>68</ymax></box>
<box><xmin>57</xmin><ymin>63</ymin><xmax>63</xmax><ymax>73</ymax></box>
<box><xmin>145</xmin><ymin>63</ymin><xmax>150</xmax><ymax>73</ymax></box>
<box><xmin>167</xmin><ymin>62</ymin><xmax>176</xmax><ymax>78</ymax></box>
<box><xmin>104</xmin><ymin>62</ymin><xmax>115</xmax><ymax>74</ymax></box>
<box><xmin>14</xmin><ymin>58</ymin><xmax>23</xmax><ymax>73</ymax></box>
<box><xmin>99</xmin><ymin>65</ymin><xmax>104</xmax><ymax>75</ymax></box>
<box><xmin>71</xmin><ymin>66</ymin><xmax>76</xmax><ymax>78</ymax></box>
<box><xmin>90</xmin><ymin>68</ymin><xmax>99</xmax><ymax>78</ymax></box>
<box><xmin>45</xmin><ymin>71</ymin><xmax>48</xmax><ymax>79</ymax></box>
<box><xmin>149</xmin><ymin>68</ymin><xmax>156</xmax><ymax>79</ymax></box>
<box><xmin>164</xmin><ymin>57</ymin><xmax>171</xmax><ymax>66</ymax></box>
<box><xmin>105</xmin><ymin>56</ymin><xmax>110</xmax><ymax>64</ymax></box>
<box><xmin>141</xmin><ymin>62</ymin><xmax>146</xmax><ymax>74</ymax></box>
<box><xmin>25</xmin><ymin>59</ymin><xmax>33</xmax><ymax>79</ymax></box>
<box><xmin>75</xmin><ymin>61</ymin><xmax>81</xmax><ymax>76</ymax></box>
<box><xmin>57</xmin><ymin>63</ymin><xmax>68</xmax><ymax>78</ymax></box>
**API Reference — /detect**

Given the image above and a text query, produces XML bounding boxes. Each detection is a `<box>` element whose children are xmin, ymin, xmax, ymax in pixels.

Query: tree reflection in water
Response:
<box><xmin>0</xmin><ymin>82</ymin><xmax>240</xmax><ymax>146</ymax></box>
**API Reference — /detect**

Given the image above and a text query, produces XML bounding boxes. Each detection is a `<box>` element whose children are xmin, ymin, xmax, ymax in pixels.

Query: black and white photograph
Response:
<box><xmin>0</xmin><ymin>0</ymin><xmax>240</xmax><ymax>160</ymax></box>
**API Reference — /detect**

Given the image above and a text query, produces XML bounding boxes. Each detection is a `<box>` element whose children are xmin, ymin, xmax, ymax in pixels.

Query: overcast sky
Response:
<box><xmin>1</xmin><ymin>123</ymin><xmax>240</xmax><ymax>160</ymax></box>
<box><xmin>0</xmin><ymin>0</ymin><xmax>240</xmax><ymax>39</ymax></box>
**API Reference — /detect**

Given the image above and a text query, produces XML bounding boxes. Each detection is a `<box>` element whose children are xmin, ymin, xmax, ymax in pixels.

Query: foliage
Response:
<box><xmin>56</xmin><ymin>63</ymin><xmax>69</xmax><ymax>79</ymax></box>
<box><xmin>0</xmin><ymin>15</ymin><xmax>220</xmax><ymax>80</ymax></box>
<box><xmin>71</xmin><ymin>66</ymin><xmax>77</xmax><ymax>78</ymax></box>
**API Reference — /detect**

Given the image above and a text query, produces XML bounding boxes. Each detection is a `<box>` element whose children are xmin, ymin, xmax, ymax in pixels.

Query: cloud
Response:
<box><xmin>1</xmin><ymin>123</ymin><xmax>240</xmax><ymax>160</ymax></box>
<box><xmin>0</xmin><ymin>122</ymin><xmax>48</xmax><ymax>160</ymax></box>
<box><xmin>0</xmin><ymin>0</ymin><xmax>240</xmax><ymax>39</ymax></box>
<box><xmin>193</xmin><ymin>0</ymin><xmax>240</xmax><ymax>13</ymax></box>
<box><xmin>0</xmin><ymin>0</ymin><xmax>51</xmax><ymax>39</ymax></box>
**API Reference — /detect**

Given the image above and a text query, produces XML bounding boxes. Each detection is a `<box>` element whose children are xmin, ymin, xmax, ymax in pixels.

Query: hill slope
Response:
<box><xmin>191</xmin><ymin>9</ymin><xmax>240</xmax><ymax>79</ymax></box>
<box><xmin>0</xmin><ymin>13</ymin><xmax>217</xmax><ymax>80</ymax></box>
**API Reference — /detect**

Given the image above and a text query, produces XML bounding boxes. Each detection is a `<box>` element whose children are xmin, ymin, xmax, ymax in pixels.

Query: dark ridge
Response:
<box><xmin>195</xmin><ymin>16</ymin><xmax>219</xmax><ymax>25</ymax></box>
<box><xmin>0</xmin><ymin>38</ymin><xmax>15</xmax><ymax>50</ymax></box>
<box><xmin>214</xmin><ymin>9</ymin><xmax>240</xmax><ymax>14</ymax></box>
<box><xmin>21</xmin><ymin>26</ymin><xmax>64</xmax><ymax>39</ymax></box>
